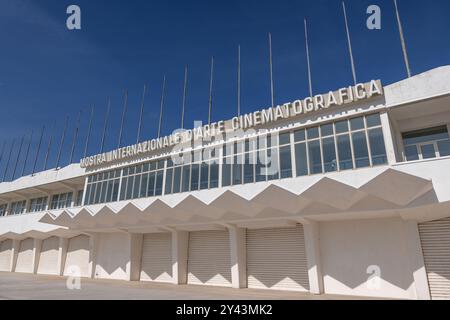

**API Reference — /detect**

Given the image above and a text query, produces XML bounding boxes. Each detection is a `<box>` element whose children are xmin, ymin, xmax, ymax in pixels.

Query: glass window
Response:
<box><xmin>244</xmin><ymin>153</ymin><xmax>255</xmax><ymax>183</ymax></box>
<box><xmin>438</xmin><ymin>140</ymin><xmax>450</xmax><ymax>157</ymax></box>
<box><xmin>222</xmin><ymin>158</ymin><xmax>232</xmax><ymax>187</ymax></box>
<box><xmin>154</xmin><ymin>171</ymin><xmax>164</xmax><ymax>196</ymax></box>
<box><xmin>209</xmin><ymin>162</ymin><xmax>219</xmax><ymax>188</ymax></box>
<box><xmin>267</xmin><ymin>148</ymin><xmax>279</xmax><ymax>181</ymax></box>
<box><xmin>295</xmin><ymin>143</ymin><xmax>308</xmax><ymax>177</ymax></box>
<box><xmin>322</xmin><ymin>137</ymin><xmax>337</xmax><ymax>172</ymax></box>
<box><xmin>279</xmin><ymin>145</ymin><xmax>292</xmax><ymax>179</ymax></box>
<box><xmin>126</xmin><ymin>176</ymin><xmax>134</xmax><ymax>200</ymax></box>
<box><xmin>119</xmin><ymin>177</ymin><xmax>127</xmax><ymax>201</ymax></box>
<box><xmin>350</xmin><ymin>117</ymin><xmax>365</xmax><ymax>131</ymax></box>
<box><xmin>165</xmin><ymin>168</ymin><xmax>173</xmax><ymax>194</ymax></box>
<box><xmin>112</xmin><ymin>179</ymin><xmax>120</xmax><ymax>201</ymax></box>
<box><xmin>403</xmin><ymin>126</ymin><xmax>448</xmax><ymax>146</ymax></box>
<box><xmin>420</xmin><ymin>144</ymin><xmax>436</xmax><ymax>160</ymax></box>
<box><xmin>307</xmin><ymin>127</ymin><xmax>319</xmax><ymax>140</ymax></box>
<box><xmin>147</xmin><ymin>172</ymin><xmax>156</xmax><ymax>197</ymax></box>
<box><xmin>404</xmin><ymin>145</ymin><xmax>419</xmax><ymax>162</ymax></box>
<box><xmin>294</xmin><ymin>129</ymin><xmax>306</xmax><ymax>142</ymax></box>
<box><xmin>255</xmin><ymin>150</ymin><xmax>267</xmax><ymax>182</ymax></box>
<box><xmin>337</xmin><ymin>135</ymin><xmax>354</xmax><ymax>170</ymax></box>
<box><xmin>335</xmin><ymin>120</ymin><xmax>348</xmax><ymax>134</ymax></box>
<box><xmin>321</xmin><ymin>124</ymin><xmax>334</xmax><ymax>137</ymax></box>
<box><xmin>181</xmin><ymin>165</ymin><xmax>191</xmax><ymax>192</ymax></box>
<box><xmin>352</xmin><ymin>131</ymin><xmax>370</xmax><ymax>168</ymax></box>
<box><xmin>366</xmin><ymin>114</ymin><xmax>381</xmax><ymax>127</ymax></box>
<box><xmin>308</xmin><ymin>140</ymin><xmax>322</xmax><ymax>174</ymax></box>
<box><xmin>368</xmin><ymin>128</ymin><xmax>387</xmax><ymax>165</ymax></box>
<box><xmin>173</xmin><ymin>167</ymin><xmax>182</xmax><ymax>194</ymax></box>
<box><xmin>279</xmin><ymin>132</ymin><xmax>291</xmax><ymax>145</ymax></box>
<box><xmin>140</xmin><ymin>173</ymin><xmax>149</xmax><ymax>198</ymax></box>
<box><xmin>232</xmin><ymin>155</ymin><xmax>243</xmax><ymax>185</ymax></box>
<box><xmin>190</xmin><ymin>164</ymin><xmax>200</xmax><ymax>191</ymax></box>
<box><xmin>200</xmin><ymin>163</ymin><xmax>209</xmax><ymax>190</ymax></box>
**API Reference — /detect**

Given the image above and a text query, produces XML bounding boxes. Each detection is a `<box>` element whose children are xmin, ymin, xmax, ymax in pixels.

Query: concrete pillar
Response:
<box><xmin>128</xmin><ymin>233</ymin><xmax>143</xmax><ymax>281</ymax></box>
<box><xmin>227</xmin><ymin>225</ymin><xmax>247</xmax><ymax>289</ymax></box>
<box><xmin>24</xmin><ymin>199</ymin><xmax>31</xmax><ymax>214</ymax></box>
<box><xmin>403</xmin><ymin>220</ymin><xmax>431</xmax><ymax>300</ymax></box>
<box><xmin>32</xmin><ymin>239</ymin><xmax>43</xmax><ymax>274</ymax></box>
<box><xmin>88</xmin><ymin>233</ymin><xmax>99</xmax><ymax>279</ymax></box>
<box><xmin>171</xmin><ymin>230</ymin><xmax>189</xmax><ymax>285</ymax></box>
<box><xmin>9</xmin><ymin>239</ymin><xmax>20</xmax><ymax>272</ymax></box>
<box><xmin>57</xmin><ymin>237</ymin><xmax>69</xmax><ymax>276</ymax></box>
<box><xmin>5</xmin><ymin>202</ymin><xmax>11</xmax><ymax>216</ymax></box>
<box><xmin>380</xmin><ymin>111</ymin><xmax>398</xmax><ymax>164</ymax></box>
<box><xmin>303</xmin><ymin>222</ymin><xmax>324</xmax><ymax>295</ymax></box>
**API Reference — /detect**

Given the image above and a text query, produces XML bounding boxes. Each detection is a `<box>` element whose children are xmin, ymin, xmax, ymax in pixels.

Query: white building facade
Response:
<box><xmin>1</xmin><ymin>66</ymin><xmax>450</xmax><ymax>300</ymax></box>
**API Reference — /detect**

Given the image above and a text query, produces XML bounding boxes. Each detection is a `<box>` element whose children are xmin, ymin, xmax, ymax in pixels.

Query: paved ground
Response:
<box><xmin>0</xmin><ymin>272</ymin><xmax>367</xmax><ymax>300</ymax></box>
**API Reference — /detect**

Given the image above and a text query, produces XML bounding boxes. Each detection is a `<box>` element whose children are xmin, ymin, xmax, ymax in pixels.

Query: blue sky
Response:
<box><xmin>0</xmin><ymin>0</ymin><xmax>449</xmax><ymax>180</ymax></box>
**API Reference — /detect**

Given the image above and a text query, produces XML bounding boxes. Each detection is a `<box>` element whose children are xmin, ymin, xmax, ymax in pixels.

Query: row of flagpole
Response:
<box><xmin>0</xmin><ymin>0</ymin><xmax>412</xmax><ymax>183</ymax></box>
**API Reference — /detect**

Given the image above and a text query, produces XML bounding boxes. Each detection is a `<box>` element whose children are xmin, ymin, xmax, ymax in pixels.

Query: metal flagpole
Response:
<box><xmin>21</xmin><ymin>130</ymin><xmax>34</xmax><ymax>176</ymax></box>
<box><xmin>342</xmin><ymin>1</ymin><xmax>357</xmax><ymax>85</ymax></box>
<box><xmin>268</xmin><ymin>33</ymin><xmax>275</xmax><ymax>107</ymax></box>
<box><xmin>100</xmin><ymin>98</ymin><xmax>111</xmax><ymax>154</ymax></box>
<box><xmin>55</xmin><ymin>116</ymin><xmax>69</xmax><ymax>169</ymax></box>
<box><xmin>32</xmin><ymin>125</ymin><xmax>45</xmax><ymax>175</ymax></box>
<box><xmin>2</xmin><ymin>140</ymin><xmax>15</xmax><ymax>182</ymax></box>
<box><xmin>0</xmin><ymin>141</ymin><xmax>6</xmax><ymax>169</ymax></box>
<box><xmin>69</xmin><ymin>110</ymin><xmax>82</xmax><ymax>163</ymax></box>
<box><xmin>158</xmin><ymin>75</ymin><xmax>167</xmax><ymax>138</ymax></box>
<box><xmin>118</xmin><ymin>90</ymin><xmax>128</xmax><ymax>149</ymax></box>
<box><xmin>181</xmin><ymin>66</ymin><xmax>188</xmax><ymax>129</ymax></box>
<box><xmin>208</xmin><ymin>56</ymin><xmax>214</xmax><ymax>125</ymax></box>
<box><xmin>237</xmin><ymin>45</ymin><xmax>241</xmax><ymax>116</ymax></box>
<box><xmin>304</xmin><ymin>18</ymin><xmax>313</xmax><ymax>97</ymax></box>
<box><xmin>393</xmin><ymin>0</ymin><xmax>412</xmax><ymax>78</ymax></box>
<box><xmin>84</xmin><ymin>106</ymin><xmax>94</xmax><ymax>159</ymax></box>
<box><xmin>44</xmin><ymin>123</ymin><xmax>55</xmax><ymax>171</ymax></box>
<box><xmin>12</xmin><ymin>135</ymin><xmax>25</xmax><ymax>180</ymax></box>
<box><xmin>137</xmin><ymin>84</ymin><xmax>147</xmax><ymax>144</ymax></box>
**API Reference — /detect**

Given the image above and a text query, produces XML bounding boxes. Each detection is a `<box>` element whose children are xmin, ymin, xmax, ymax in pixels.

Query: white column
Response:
<box><xmin>9</xmin><ymin>239</ymin><xmax>20</xmax><ymax>272</ymax></box>
<box><xmin>32</xmin><ymin>239</ymin><xmax>43</xmax><ymax>274</ymax></box>
<box><xmin>380</xmin><ymin>111</ymin><xmax>398</xmax><ymax>164</ymax></box>
<box><xmin>5</xmin><ymin>202</ymin><xmax>11</xmax><ymax>216</ymax></box>
<box><xmin>403</xmin><ymin>220</ymin><xmax>431</xmax><ymax>300</ymax></box>
<box><xmin>303</xmin><ymin>222</ymin><xmax>324</xmax><ymax>295</ymax></box>
<box><xmin>227</xmin><ymin>225</ymin><xmax>246</xmax><ymax>289</ymax></box>
<box><xmin>88</xmin><ymin>233</ymin><xmax>99</xmax><ymax>279</ymax></box>
<box><xmin>128</xmin><ymin>233</ymin><xmax>143</xmax><ymax>281</ymax></box>
<box><xmin>171</xmin><ymin>230</ymin><xmax>189</xmax><ymax>285</ymax></box>
<box><xmin>57</xmin><ymin>237</ymin><xmax>69</xmax><ymax>276</ymax></box>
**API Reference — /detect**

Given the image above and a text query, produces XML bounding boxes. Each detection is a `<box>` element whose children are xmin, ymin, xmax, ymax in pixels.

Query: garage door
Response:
<box><xmin>37</xmin><ymin>237</ymin><xmax>59</xmax><ymax>275</ymax></box>
<box><xmin>140</xmin><ymin>233</ymin><xmax>172</xmax><ymax>283</ymax></box>
<box><xmin>64</xmin><ymin>235</ymin><xmax>90</xmax><ymax>278</ymax></box>
<box><xmin>247</xmin><ymin>226</ymin><xmax>310</xmax><ymax>292</ymax></box>
<box><xmin>15</xmin><ymin>238</ymin><xmax>34</xmax><ymax>273</ymax></box>
<box><xmin>0</xmin><ymin>240</ymin><xmax>12</xmax><ymax>271</ymax></box>
<box><xmin>419</xmin><ymin>218</ymin><xmax>450</xmax><ymax>300</ymax></box>
<box><xmin>187</xmin><ymin>230</ymin><xmax>232</xmax><ymax>287</ymax></box>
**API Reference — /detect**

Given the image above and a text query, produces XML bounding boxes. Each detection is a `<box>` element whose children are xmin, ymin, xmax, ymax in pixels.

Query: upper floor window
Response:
<box><xmin>10</xmin><ymin>200</ymin><xmax>26</xmax><ymax>215</ymax></box>
<box><xmin>403</xmin><ymin>126</ymin><xmax>450</xmax><ymax>161</ymax></box>
<box><xmin>29</xmin><ymin>196</ymin><xmax>48</xmax><ymax>213</ymax></box>
<box><xmin>0</xmin><ymin>204</ymin><xmax>7</xmax><ymax>217</ymax></box>
<box><xmin>50</xmin><ymin>192</ymin><xmax>73</xmax><ymax>210</ymax></box>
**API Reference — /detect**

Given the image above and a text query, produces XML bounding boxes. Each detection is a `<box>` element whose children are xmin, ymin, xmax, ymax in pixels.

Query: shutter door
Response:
<box><xmin>15</xmin><ymin>238</ymin><xmax>34</xmax><ymax>273</ymax></box>
<box><xmin>0</xmin><ymin>240</ymin><xmax>12</xmax><ymax>272</ymax></box>
<box><xmin>140</xmin><ymin>233</ymin><xmax>172</xmax><ymax>283</ymax></box>
<box><xmin>247</xmin><ymin>226</ymin><xmax>310</xmax><ymax>292</ymax></box>
<box><xmin>37</xmin><ymin>237</ymin><xmax>59</xmax><ymax>275</ymax></box>
<box><xmin>64</xmin><ymin>235</ymin><xmax>90</xmax><ymax>278</ymax></box>
<box><xmin>187</xmin><ymin>230</ymin><xmax>232</xmax><ymax>287</ymax></box>
<box><xmin>419</xmin><ymin>218</ymin><xmax>450</xmax><ymax>300</ymax></box>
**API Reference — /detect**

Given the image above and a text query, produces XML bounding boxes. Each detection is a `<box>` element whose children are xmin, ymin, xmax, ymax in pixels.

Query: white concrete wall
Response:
<box><xmin>319</xmin><ymin>217</ymin><xmax>419</xmax><ymax>299</ymax></box>
<box><xmin>94</xmin><ymin>232</ymin><xmax>131</xmax><ymax>280</ymax></box>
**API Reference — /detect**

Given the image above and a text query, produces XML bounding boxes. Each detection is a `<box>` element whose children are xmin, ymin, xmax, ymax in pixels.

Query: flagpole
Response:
<box><xmin>12</xmin><ymin>135</ymin><xmax>25</xmax><ymax>180</ymax></box>
<box><xmin>137</xmin><ymin>84</ymin><xmax>147</xmax><ymax>143</ymax></box>
<box><xmin>0</xmin><ymin>141</ymin><xmax>6</xmax><ymax>169</ymax></box>
<box><xmin>118</xmin><ymin>90</ymin><xmax>128</xmax><ymax>149</ymax></box>
<box><xmin>69</xmin><ymin>110</ymin><xmax>82</xmax><ymax>164</ymax></box>
<box><xmin>2</xmin><ymin>140</ymin><xmax>15</xmax><ymax>182</ymax></box>
<box><xmin>32</xmin><ymin>125</ymin><xmax>45</xmax><ymax>175</ymax></box>
<box><xmin>84</xmin><ymin>106</ymin><xmax>94</xmax><ymax>159</ymax></box>
<box><xmin>393</xmin><ymin>0</ymin><xmax>412</xmax><ymax>78</ymax></box>
<box><xmin>268</xmin><ymin>33</ymin><xmax>275</xmax><ymax>107</ymax></box>
<box><xmin>208</xmin><ymin>56</ymin><xmax>214</xmax><ymax>125</ymax></box>
<box><xmin>100</xmin><ymin>98</ymin><xmax>111</xmax><ymax>154</ymax></box>
<box><xmin>55</xmin><ymin>116</ymin><xmax>69</xmax><ymax>169</ymax></box>
<box><xmin>181</xmin><ymin>66</ymin><xmax>188</xmax><ymax>129</ymax></box>
<box><xmin>158</xmin><ymin>75</ymin><xmax>167</xmax><ymax>138</ymax></box>
<box><xmin>44</xmin><ymin>123</ymin><xmax>55</xmax><ymax>171</ymax></box>
<box><xmin>237</xmin><ymin>45</ymin><xmax>241</xmax><ymax>116</ymax></box>
<box><xmin>342</xmin><ymin>1</ymin><xmax>357</xmax><ymax>85</ymax></box>
<box><xmin>21</xmin><ymin>130</ymin><xmax>34</xmax><ymax>176</ymax></box>
<box><xmin>304</xmin><ymin>18</ymin><xmax>313</xmax><ymax>97</ymax></box>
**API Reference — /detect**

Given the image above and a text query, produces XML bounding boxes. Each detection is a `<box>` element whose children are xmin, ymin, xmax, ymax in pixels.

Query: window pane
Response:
<box><xmin>421</xmin><ymin>144</ymin><xmax>436</xmax><ymax>160</ymax></box>
<box><xmin>352</xmin><ymin>131</ymin><xmax>370</xmax><ymax>168</ymax></box>
<box><xmin>403</xmin><ymin>126</ymin><xmax>448</xmax><ymax>145</ymax></box>
<box><xmin>133</xmin><ymin>175</ymin><xmax>141</xmax><ymax>199</ymax></box>
<box><xmin>172</xmin><ymin>167</ymin><xmax>182</xmax><ymax>194</ymax></box>
<box><xmin>112</xmin><ymin>179</ymin><xmax>120</xmax><ymax>202</ymax></box>
<box><xmin>140</xmin><ymin>173</ymin><xmax>148</xmax><ymax>198</ymax></box>
<box><xmin>335</xmin><ymin>120</ymin><xmax>349</xmax><ymax>134</ymax></box>
<box><xmin>307</xmin><ymin>127</ymin><xmax>319</xmax><ymax>140</ymax></box>
<box><xmin>438</xmin><ymin>140</ymin><xmax>450</xmax><ymax>157</ymax></box>
<box><xmin>350</xmin><ymin>117</ymin><xmax>365</xmax><ymax>131</ymax></box>
<box><xmin>368</xmin><ymin>128</ymin><xmax>387</xmax><ymax>165</ymax></box>
<box><xmin>209</xmin><ymin>162</ymin><xmax>219</xmax><ymax>188</ymax></box>
<box><xmin>279</xmin><ymin>145</ymin><xmax>292</xmax><ymax>179</ymax></box>
<box><xmin>119</xmin><ymin>177</ymin><xmax>127</xmax><ymax>201</ymax></box>
<box><xmin>337</xmin><ymin>135</ymin><xmax>354</xmax><ymax>170</ymax></box>
<box><xmin>190</xmin><ymin>164</ymin><xmax>200</xmax><ymax>191</ymax></box>
<box><xmin>279</xmin><ymin>132</ymin><xmax>291</xmax><ymax>145</ymax></box>
<box><xmin>405</xmin><ymin>145</ymin><xmax>419</xmax><ymax>162</ymax></box>
<box><xmin>322</xmin><ymin>137</ymin><xmax>337</xmax><ymax>172</ymax></box>
<box><xmin>295</xmin><ymin>143</ymin><xmax>308</xmax><ymax>177</ymax></box>
<box><xmin>244</xmin><ymin>153</ymin><xmax>255</xmax><ymax>183</ymax></box>
<box><xmin>165</xmin><ymin>168</ymin><xmax>173</xmax><ymax>195</ymax></box>
<box><xmin>154</xmin><ymin>171</ymin><xmax>164</xmax><ymax>196</ymax></box>
<box><xmin>232</xmin><ymin>155</ymin><xmax>243</xmax><ymax>185</ymax></box>
<box><xmin>294</xmin><ymin>129</ymin><xmax>306</xmax><ymax>142</ymax></box>
<box><xmin>267</xmin><ymin>148</ymin><xmax>279</xmax><ymax>180</ymax></box>
<box><xmin>308</xmin><ymin>140</ymin><xmax>322</xmax><ymax>174</ymax></box>
<box><xmin>222</xmin><ymin>158</ymin><xmax>232</xmax><ymax>187</ymax></box>
<box><xmin>321</xmin><ymin>124</ymin><xmax>334</xmax><ymax>137</ymax></box>
<box><xmin>147</xmin><ymin>172</ymin><xmax>156</xmax><ymax>197</ymax></box>
<box><xmin>200</xmin><ymin>163</ymin><xmax>209</xmax><ymax>190</ymax></box>
<box><xmin>85</xmin><ymin>184</ymin><xmax>91</xmax><ymax>205</ymax></box>
<box><xmin>255</xmin><ymin>150</ymin><xmax>266</xmax><ymax>182</ymax></box>
<box><xmin>106</xmin><ymin>180</ymin><xmax>113</xmax><ymax>202</ymax></box>
<box><xmin>366</xmin><ymin>114</ymin><xmax>381</xmax><ymax>127</ymax></box>
<box><xmin>126</xmin><ymin>176</ymin><xmax>134</xmax><ymax>200</ymax></box>
<box><xmin>182</xmin><ymin>165</ymin><xmax>191</xmax><ymax>192</ymax></box>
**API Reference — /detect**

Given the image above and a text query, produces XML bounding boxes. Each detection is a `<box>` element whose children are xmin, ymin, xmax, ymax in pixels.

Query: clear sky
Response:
<box><xmin>0</xmin><ymin>0</ymin><xmax>449</xmax><ymax>181</ymax></box>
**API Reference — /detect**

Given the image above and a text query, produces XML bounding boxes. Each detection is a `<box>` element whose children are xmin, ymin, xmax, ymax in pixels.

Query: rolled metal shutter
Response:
<box><xmin>140</xmin><ymin>233</ymin><xmax>172</xmax><ymax>283</ymax></box>
<box><xmin>15</xmin><ymin>238</ymin><xmax>34</xmax><ymax>273</ymax></box>
<box><xmin>0</xmin><ymin>240</ymin><xmax>12</xmax><ymax>271</ymax></box>
<box><xmin>247</xmin><ymin>226</ymin><xmax>310</xmax><ymax>292</ymax></box>
<box><xmin>64</xmin><ymin>235</ymin><xmax>90</xmax><ymax>278</ymax></box>
<box><xmin>187</xmin><ymin>230</ymin><xmax>232</xmax><ymax>287</ymax></box>
<box><xmin>419</xmin><ymin>218</ymin><xmax>450</xmax><ymax>300</ymax></box>
<box><xmin>37</xmin><ymin>237</ymin><xmax>59</xmax><ymax>275</ymax></box>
